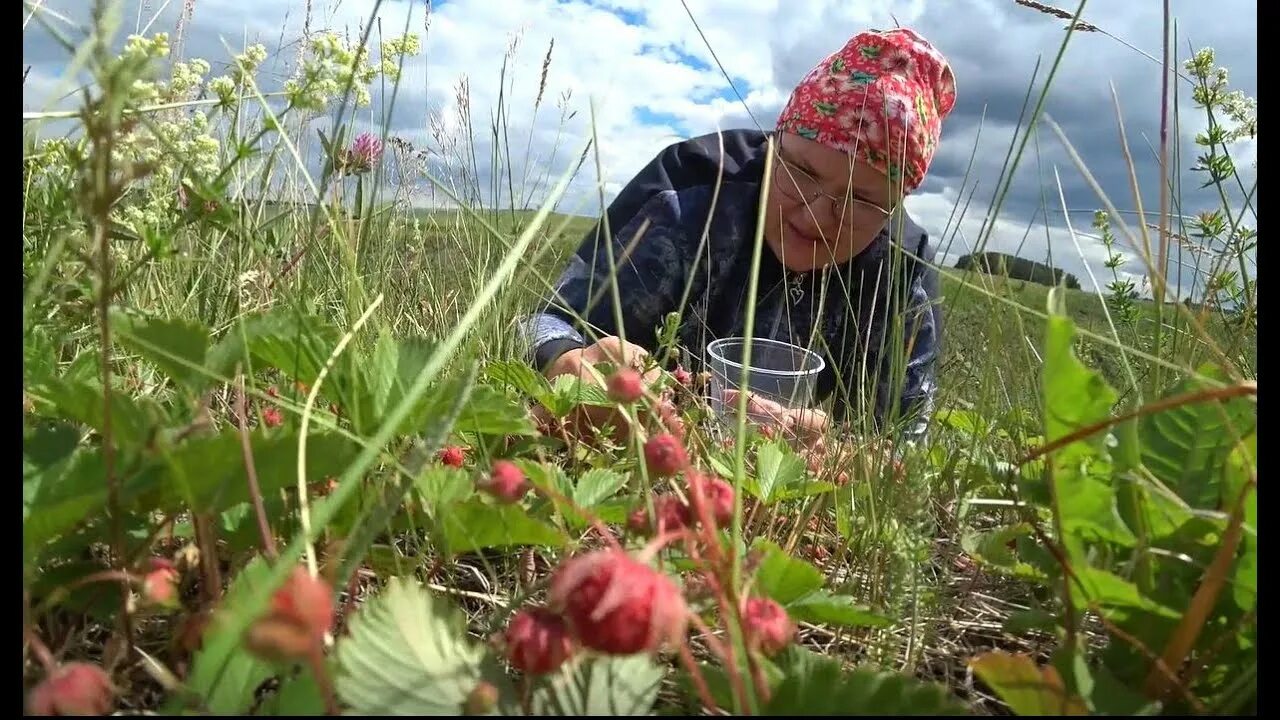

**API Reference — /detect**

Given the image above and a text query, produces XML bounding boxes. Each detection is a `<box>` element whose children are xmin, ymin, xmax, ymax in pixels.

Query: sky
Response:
<box><xmin>23</xmin><ymin>0</ymin><xmax>1257</xmax><ymax>300</ymax></box>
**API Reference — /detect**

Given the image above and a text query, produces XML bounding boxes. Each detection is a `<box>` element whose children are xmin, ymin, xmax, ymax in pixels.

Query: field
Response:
<box><xmin>22</xmin><ymin>2</ymin><xmax>1256</xmax><ymax>716</ymax></box>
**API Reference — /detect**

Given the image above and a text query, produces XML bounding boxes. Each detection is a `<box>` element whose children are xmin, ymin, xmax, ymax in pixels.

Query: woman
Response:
<box><xmin>519</xmin><ymin>27</ymin><xmax>956</xmax><ymax>447</ymax></box>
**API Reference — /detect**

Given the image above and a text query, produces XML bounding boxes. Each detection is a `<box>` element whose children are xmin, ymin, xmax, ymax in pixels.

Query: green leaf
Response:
<box><xmin>1071</xmin><ymin>566</ymin><xmax>1180</xmax><ymax>620</ymax></box>
<box><xmin>752</xmin><ymin>541</ymin><xmax>824</xmax><ymax>605</ymax></box>
<box><xmin>112</xmin><ymin>311</ymin><xmax>210</xmax><ymax>390</ymax></box>
<box><xmin>1221</xmin><ymin>430</ymin><xmax>1257</xmax><ymax>611</ymax></box>
<box><xmin>335</xmin><ymin>577</ymin><xmax>513</xmax><ymax>715</ymax></box>
<box><xmin>573</xmin><ymin>468</ymin><xmax>627</xmax><ymax>508</ymax></box>
<box><xmin>208</xmin><ymin>310</ymin><xmax>339</xmax><ymax>387</ymax></box>
<box><xmin>530</xmin><ymin>654</ymin><xmax>664</xmax><ymax>716</ymax></box>
<box><xmin>486</xmin><ymin>359</ymin><xmax>556</xmax><ymax>409</ymax></box>
<box><xmin>415</xmin><ymin>466</ymin><xmax>475</xmax><ymax>514</ymax></box>
<box><xmin>970</xmin><ymin>651</ymin><xmax>1089</xmax><ymax>715</ymax></box>
<box><xmin>1039</xmin><ymin>300</ymin><xmax>1134</xmax><ymax>548</ymax></box>
<box><xmin>451</xmin><ymin>384</ymin><xmax>538</xmax><ymax>436</ymax></box>
<box><xmin>258</xmin><ymin>670</ymin><xmax>327</xmax><ymax>716</ymax></box>
<box><xmin>30</xmin><ymin>376</ymin><xmax>167</xmax><ymax>453</ymax></box>
<box><xmin>152</xmin><ymin>430</ymin><xmax>357</xmax><ymax>515</ymax></box>
<box><xmin>1003</xmin><ymin>608</ymin><xmax>1058</xmax><ymax>635</ymax></box>
<box><xmin>765</xmin><ymin>653</ymin><xmax>965</xmax><ymax>715</ymax></box>
<box><xmin>786</xmin><ymin>591</ymin><xmax>892</xmax><ymax>629</ymax></box>
<box><xmin>176</xmin><ymin>557</ymin><xmax>278</xmax><ymax>715</ymax></box>
<box><xmin>439</xmin><ymin>500</ymin><xmax>568</xmax><ymax>554</ymax></box>
<box><xmin>753</xmin><ymin>442</ymin><xmax>807</xmax><ymax>504</ymax></box>
<box><xmin>1138</xmin><ymin>365</ymin><xmax>1256</xmax><ymax>508</ymax></box>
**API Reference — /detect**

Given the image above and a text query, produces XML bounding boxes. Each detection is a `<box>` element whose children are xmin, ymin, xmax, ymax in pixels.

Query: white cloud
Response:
<box><xmin>23</xmin><ymin>0</ymin><xmax>1256</xmax><ymax>297</ymax></box>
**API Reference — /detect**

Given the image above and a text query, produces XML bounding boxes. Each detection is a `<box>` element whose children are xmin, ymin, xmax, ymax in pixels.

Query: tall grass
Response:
<box><xmin>22</xmin><ymin>0</ymin><xmax>1255</xmax><ymax>714</ymax></box>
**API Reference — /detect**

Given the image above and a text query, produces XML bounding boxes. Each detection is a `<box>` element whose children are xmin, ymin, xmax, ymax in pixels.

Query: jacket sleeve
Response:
<box><xmin>516</xmin><ymin>133</ymin><xmax>750</xmax><ymax>372</ymax></box>
<box><xmin>517</xmin><ymin>190</ymin><xmax>693</xmax><ymax>372</ymax></box>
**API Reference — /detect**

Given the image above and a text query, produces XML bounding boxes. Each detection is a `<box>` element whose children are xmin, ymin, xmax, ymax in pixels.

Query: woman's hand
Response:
<box><xmin>540</xmin><ymin>336</ymin><xmax>683</xmax><ymax>443</ymax></box>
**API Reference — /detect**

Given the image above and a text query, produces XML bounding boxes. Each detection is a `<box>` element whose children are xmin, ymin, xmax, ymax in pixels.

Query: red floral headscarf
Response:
<box><xmin>775</xmin><ymin>27</ymin><xmax>957</xmax><ymax>194</ymax></box>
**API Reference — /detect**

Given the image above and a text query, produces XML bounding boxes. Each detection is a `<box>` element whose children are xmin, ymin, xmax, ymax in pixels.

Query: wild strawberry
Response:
<box><xmin>243</xmin><ymin>615</ymin><xmax>317</xmax><ymax>663</ymax></box>
<box><xmin>245</xmin><ymin>568</ymin><xmax>334</xmax><ymax>662</ymax></box>
<box><xmin>439</xmin><ymin>445</ymin><xmax>466</xmax><ymax>468</ymax></box>
<box><xmin>481</xmin><ymin>460</ymin><xmax>529</xmax><ymax>504</ymax></box>
<box><xmin>270</xmin><ymin>567</ymin><xmax>334</xmax><ymax>642</ymax></box>
<box><xmin>687</xmin><ymin>472</ymin><xmax>734</xmax><ymax>528</ymax></box>
<box><xmin>142</xmin><ymin>563</ymin><xmax>180</xmax><ymax>608</ymax></box>
<box><xmin>643</xmin><ymin>433</ymin><xmax>688</xmax><ymax>477</ymax></box>
<box><xmin>673</xmin><ymin>366</ymin><xmax>693</xmax><ymax>387</ymax></box>
<box><xmin>266</xmin><ymin>386</ymin><xmax>280</xmax><ymax>398</ymax></box>
<box><xmin>626</xmin><ymin>494</ymin><xmax>691</xmax><ymax>535</ymax></box>
<box><xmin>741</xmin><ymin>596</ymin><xmax>794</xmax><ymax>656</ymax></box>
<box><xmin>463</xmin><ymin>681</ymin><xmax>500</xmax><ymax>715</ymax></box>
<box><xmin>500</xmin><ymin>608</ymin><xmax>575</xmax><ymax>675</ymax></box>
<box><xmin>262</xmin><ymin>406</ymin><xmax>284</xmax><ymax>428</ymax></box>
<box><xmin>607</xmin><ymin>368</ymin><xmax>644</xmax><ymax>403</ymax></box>
<box><xmin>548</xmin><ymin>549</ymin><xmax>688</xmax><ymax>655</ymax></box>
<box><xmin>26</xmin><ymin>662</ymin><xmax>114</xmax><ymax>716</ymax></box>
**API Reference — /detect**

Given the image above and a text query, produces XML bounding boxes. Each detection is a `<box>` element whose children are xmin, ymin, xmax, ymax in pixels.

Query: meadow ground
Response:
<box><xmin>22</xmin><ymin>4</ymin><xmax>1256</xmax><ymax>716</ymax></box>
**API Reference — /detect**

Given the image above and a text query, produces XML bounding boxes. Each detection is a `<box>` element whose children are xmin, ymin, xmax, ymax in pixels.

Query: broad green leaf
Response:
<box><xmin>753</xmin><ymin>442</ymin><xmax>807</xmax><ymax>504</ymax></box>
<box><xmin>772</xmin><ymin>480</ymin><xmax>837</xmax><ymax>502</ymax></box>
<box><xmin>208</xmin><ymin>310</ymin><xmax>339</xmax><ymax>386</ymax></box>
<box><xmin>112</xmin><ymin>311</ymin><xmax>210</xmax><ymax>390</ymax></box>
<box><xmin>335</xmin><ymin>577</ymin><xmax>513</xmax><ymax>714</ymax></box>
<box><xmin>439</xmin><ymin>500</ymin><xmax>568</xmax><ymax>554</ymax></box>
<box><xmin>485</xmin><ymin>358</ymin><xmax>555</xmax><ymax>408</ymax></box>
<box><xmin>765</xmin><ymin>653</ymin><xmax>966</xmax><ymax>715</ymax></box>
<box><xmin>153</xmin><ymin>430</ymin><xmax>357</xmax><ymax>514</ymax></box>
<box><xmin>23</xmin><ymin>447</ymin><xmax>161</xmax><ymax>559</ymax></box>
<box><xmin>752</xmin><ymin>541</ymin><xmax>824</xmax><ymax>604</ymax></box>
<box><xmin>970</xmin><ymin>651</ymin><xmax>1088</xmax><ymax>715</ymax></box>
<box><xmin>1223</xmin><ymin>433</ymin><xmax>1256</xmax><ymax>611</ymax></box>
<box><xmin>1071</xmin><ymin>566</ymin><xmax>1180</xmax><ymax>620</ymax></box>
<box><xmin>174</xmin><ymin>557</ymin><xmax>278</xmax><ymax>715</ymax></box>
<box><xmin>1003</xmin><ymin>608</ymin><xmax>1058</xmax><ymax>635</ymax></box>
<box><xmin>530</xmin><ymin>654</ymin><xmax>664</xmax><ymax>716</ymax></box>
<box><xmin>573</xmin><ymin>468</ymin><xmax>626</xmax><ymax>508</ymax></box>
<box><xmin>960</xmin><ymin>525</ymin><xmax>1053</xmax><ymax>583</ymax></box>
<box><xmin>786</xmin><ymin>591</ymin><xmax>892</xmax><ymax>629</ymax></box>
<box><xmin>1138</xmin><ymin>365</ymin><xmax>1256</xmax><ymax>508</ymax></box>
<box><xmin>29</xmin><ymin>376</ymin><xmax>167</xmax><ymax>454</ymax></box>
<box><xmin>451</xmin><ymin>384</ymin><xmax>539</xmax><ymax>436</ymax></box>
<box><xmin>415</xmin><ymin>466</ymin><xmax>475</xmax><ymax>514</ymax></box>
<box><xmin>1039</xmin><ymin>300</ymin><xmax>1134</xmax><ymax>549</ymax></box>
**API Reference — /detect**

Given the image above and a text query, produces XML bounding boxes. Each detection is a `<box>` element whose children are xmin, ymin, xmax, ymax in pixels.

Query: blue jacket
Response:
<box><xmin>518</xmin><ymin>129</ymin><xmax>942</xmax><ymax>444</ymax></box>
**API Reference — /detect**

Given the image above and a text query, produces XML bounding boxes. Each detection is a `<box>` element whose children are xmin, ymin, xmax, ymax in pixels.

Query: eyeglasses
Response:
<box><xmin>773</xmin><ymin>154</ymin><xmax>895</xmax><ymax>229</ymax></box>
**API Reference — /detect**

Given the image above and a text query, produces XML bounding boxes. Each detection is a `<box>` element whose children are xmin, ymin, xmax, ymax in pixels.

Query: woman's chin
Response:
<box><xmin>767</xmin><ymin>231</ymin><xmax>830</xmax><ymax>272</ymax></box>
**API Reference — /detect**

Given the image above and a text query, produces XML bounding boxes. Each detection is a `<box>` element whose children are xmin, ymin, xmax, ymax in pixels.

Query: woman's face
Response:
<box><xmin>762</xmin><ymin>132</ymin><xmax>899</xmax><ymax>272</ymax></box>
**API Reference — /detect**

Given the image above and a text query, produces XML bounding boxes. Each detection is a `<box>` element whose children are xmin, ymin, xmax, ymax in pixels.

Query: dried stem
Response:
<box><xmin>235</xmin><ymin>371</ymin><xmax>277</xmax><ymax>559</ymax></box>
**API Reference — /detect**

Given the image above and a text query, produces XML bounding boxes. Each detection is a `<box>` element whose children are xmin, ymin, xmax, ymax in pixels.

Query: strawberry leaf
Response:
<box><xmin>335</xmin><ymin>577</ymin><xmax>514</xmax><ymax>714</ymax></box>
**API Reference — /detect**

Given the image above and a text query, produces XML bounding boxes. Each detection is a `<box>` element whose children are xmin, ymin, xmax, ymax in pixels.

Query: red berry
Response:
<box><xmin>742</xmin><ymin>596</ymin><xmax>794</xmax><ymax>656</ymax></box>
<box><xmin>481</xmin><ymin>460</ymin><xmax>529</xmax><ymax>504</ymax></box>
<box><xmin>143</xmin><ymin>566</ymin><xmax>180</xmax><ymax>607</ymax></box>
<box><xmin>687</xmin><ymin>472</ymin><xmax>735</xmax><ymax>528</ymax></box>
<box><xmin>673</xmin><ymin>366</ymin><xmax>693</xmax><ymax>387</ymax></box>
<box><xmin>607</xmin><ymin>368</ymin><xmax>645</xmax><ymax>403</ymax></box>
<box><xmin>270</xmin><ymin>567</ymin><xmax>334</xmax><ymax>642</ymax></box>
<box><xmin>27</xmin><ymin>662</ymin><xmax>114</xmax><ymax>716</ymax></box>
<box><xmin>548</xmin><ymin>549</ymin><xmax>688</xmax><ymax>655</ymax></box>
<box><xmin>626</xmin><ymin>494</ymin><xmax>691</xmax><ymax>536</ymax></box>
<box><xmin>263</xmin><ymin>406</ymin><xmax>284</xmax><ymax>427</ymax></box>
<box><xmin>643</xmin><ymin>433</ymin><xmax>688</xmax><ymax>477</ymax></box>
<box><xmin>439</xmin><ymin>445</ymin><xmax>466</xmax><ymax>468</ymax></box>
<box><xmin>501</xmin><ymin>608</ymin><xmax>575</xmax><ymax>674</ymax></box>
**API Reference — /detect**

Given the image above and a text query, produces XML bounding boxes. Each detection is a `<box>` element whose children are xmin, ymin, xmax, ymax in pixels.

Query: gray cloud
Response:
<box><xmin>23</xmin><ymin>0</ymin><xmax>1255</xmax><ymax>302</ymax></box>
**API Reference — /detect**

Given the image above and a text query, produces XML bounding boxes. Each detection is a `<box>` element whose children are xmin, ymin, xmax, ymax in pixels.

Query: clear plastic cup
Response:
<box><xmin>705</xmin><ymin>337</ymin><xmax>825</xmax><ymax>426</ymax></box>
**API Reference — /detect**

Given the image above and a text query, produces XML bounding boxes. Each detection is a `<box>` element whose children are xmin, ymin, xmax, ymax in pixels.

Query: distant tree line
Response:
<box><xmin>954</xmin><ymin>251</ymin><xmax>1081</xmax><ymax>290</ymax></box>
